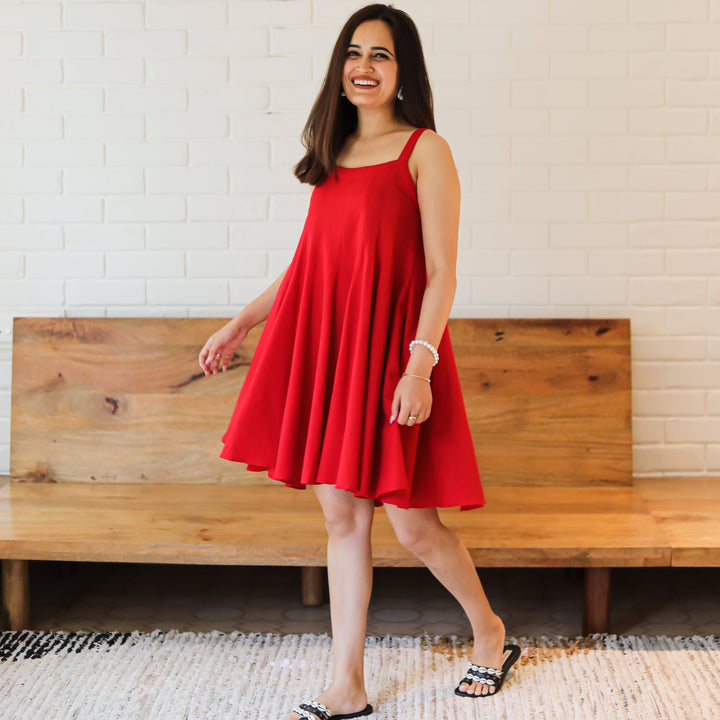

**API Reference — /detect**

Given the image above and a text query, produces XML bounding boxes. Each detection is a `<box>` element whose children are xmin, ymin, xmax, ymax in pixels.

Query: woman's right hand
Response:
<box><xmin>198</xmin><ymin>317</ymin><xmax>249</xmax><ymax>376</ymax></box>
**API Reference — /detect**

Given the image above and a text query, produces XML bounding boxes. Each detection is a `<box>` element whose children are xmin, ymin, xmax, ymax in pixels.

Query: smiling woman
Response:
<box><xmin>198</xmin><ymin>4</ymin><xmax>518</xmax><ymax>720</ymax></box>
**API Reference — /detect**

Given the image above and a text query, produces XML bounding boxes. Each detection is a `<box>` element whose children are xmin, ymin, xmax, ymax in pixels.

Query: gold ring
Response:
<box><xmin>408</xmin><ymin>415</ymin><xmax>417</xmax><ymax>421</ymax></box>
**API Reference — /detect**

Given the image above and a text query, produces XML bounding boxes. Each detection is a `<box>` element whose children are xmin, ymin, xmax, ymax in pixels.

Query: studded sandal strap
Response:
<box><xmin>292</xmin><ymin>701</ymin><xmax>333</xmax><ymax>720</ymax></box>
<box><xmin>462</xmin><ymin>662</ymin><xmax>504</xmax><ymax>687</ymax></box>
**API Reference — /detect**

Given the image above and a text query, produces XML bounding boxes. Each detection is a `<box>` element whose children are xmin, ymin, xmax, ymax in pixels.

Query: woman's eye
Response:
<box><xmin>346</xmin><ymin>50</ymin><xmax>359</xmax><ymax>57</ymax></box>
<box><xmin>374</xmin><ymin>53</ymin><xmax>389</xmax><ymax>60</ymax></box>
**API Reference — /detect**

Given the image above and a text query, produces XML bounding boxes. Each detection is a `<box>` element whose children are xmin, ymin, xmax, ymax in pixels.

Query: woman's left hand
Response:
<box><xmin>390</xmin><ymin>374</ymin><xmax>432</xmax><ymax>425</ymax></box>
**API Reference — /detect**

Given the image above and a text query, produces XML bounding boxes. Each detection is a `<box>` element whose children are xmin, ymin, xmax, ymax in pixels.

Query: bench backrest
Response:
<box><xmin>10</xmin><ymin>317</ymin><xmax>631</xmax><ymax>487</ymax></box>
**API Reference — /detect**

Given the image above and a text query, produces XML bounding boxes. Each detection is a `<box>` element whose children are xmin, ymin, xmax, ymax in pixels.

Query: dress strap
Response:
<box><xmin>398</xmin><ymin>127</ymin><xmax>428</xmax><ymax>164</ymax></box>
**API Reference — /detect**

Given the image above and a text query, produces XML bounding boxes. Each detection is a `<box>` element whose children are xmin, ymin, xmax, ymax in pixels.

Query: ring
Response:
<box><xmin>408</xmin><ymin>414</ymin><xmax>417</xmax><ymax>422</ymax></box>
<box><xmin>215</xmin><ymin>354</ymin><xmax>221</xmax><ymax>358</ymax></box>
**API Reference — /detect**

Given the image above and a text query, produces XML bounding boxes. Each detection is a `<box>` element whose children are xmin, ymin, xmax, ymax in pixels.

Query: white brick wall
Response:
<box><xmin>1</xmin><ymin>0</ymin><xmax>719</xmax><ymax>478</ymax></box>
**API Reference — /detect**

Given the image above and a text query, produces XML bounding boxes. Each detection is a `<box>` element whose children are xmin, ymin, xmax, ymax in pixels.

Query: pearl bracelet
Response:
<box><xmin>409</xmin><ymin>339</ymin><xmax>439</xmax><ymax>366</ymax></box>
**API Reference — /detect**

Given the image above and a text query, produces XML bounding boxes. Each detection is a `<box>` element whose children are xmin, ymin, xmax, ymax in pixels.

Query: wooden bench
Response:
<box><xmin>0</xmin><ymin>317</ymin><xmax>675</xmax><ymax>634</ymax></box>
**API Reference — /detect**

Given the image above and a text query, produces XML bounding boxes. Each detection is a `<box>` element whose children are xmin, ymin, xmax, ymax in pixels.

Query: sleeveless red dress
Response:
<box><xmin>221</xmin><ymin>128</ymin><xmax>485</xmax><ymax>510</ymax></box>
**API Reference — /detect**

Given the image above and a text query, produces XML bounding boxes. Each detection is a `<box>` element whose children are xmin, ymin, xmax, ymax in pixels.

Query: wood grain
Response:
<box><xmin>10</xmin><ymin>317</ymin><xmax>632</xmax><ymax>487</ymax></box>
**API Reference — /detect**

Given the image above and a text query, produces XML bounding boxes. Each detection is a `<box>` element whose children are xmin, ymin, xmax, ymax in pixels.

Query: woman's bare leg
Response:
<box><xmin>286</xmin><ymin>485</ymin><xmax>375</xmax><ymax>720</ymax></box>
<box><xmin>383</xmin><ymin>504</ymin><xmax>506</xmax><ymax>697</ymax></box>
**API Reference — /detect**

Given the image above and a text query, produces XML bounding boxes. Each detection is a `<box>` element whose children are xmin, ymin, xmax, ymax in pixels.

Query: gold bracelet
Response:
<box><xmin>402</xmin><ymin>372</ymin><xmax>431</xmax><ymax>384</ymax></box>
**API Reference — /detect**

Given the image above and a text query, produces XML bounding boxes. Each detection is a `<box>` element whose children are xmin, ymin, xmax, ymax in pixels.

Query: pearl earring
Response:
<box><xmin>340</xmin><ymin>88</ymin><xmax>346</xmax><ymax>97</ymax></box>
<box><xmin>397</xmin><ymin>86</ymin><xmax>404</xmax><ymax>101</ymax></box>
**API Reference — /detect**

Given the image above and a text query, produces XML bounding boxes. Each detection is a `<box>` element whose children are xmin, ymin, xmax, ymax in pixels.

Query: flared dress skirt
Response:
<box><xmin>220</xmin><ymin>128</ymin><xmax>485</xmax><ymax>510</ymax></box>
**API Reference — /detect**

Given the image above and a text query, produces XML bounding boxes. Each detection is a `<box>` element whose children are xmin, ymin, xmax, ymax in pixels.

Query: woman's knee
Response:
<box><xmin>315</xmin><ymin>487</ymin><xmax>373</xmax><ymax>539</ymax></box>
<box><xmin>390</xmin><ymin>511</ymin><xmax>445</xmax><ymax>558</ymax></box>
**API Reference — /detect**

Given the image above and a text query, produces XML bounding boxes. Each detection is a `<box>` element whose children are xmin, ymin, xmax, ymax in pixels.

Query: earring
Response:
<box><xmin>340</xmin><ymin>89</ymin><xmax>346</xmax><ymax>97</ymax></box>
<box><xmin>397</xmin><ymin>86</ymin><xmax>404</xmax><ymax>101</ymax></box>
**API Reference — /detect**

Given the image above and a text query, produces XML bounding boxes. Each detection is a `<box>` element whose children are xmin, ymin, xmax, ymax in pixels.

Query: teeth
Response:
<box><xmin>353</xmin><ymin>79</ymin><xmax>378</xmax><ymax>87</ymax></box>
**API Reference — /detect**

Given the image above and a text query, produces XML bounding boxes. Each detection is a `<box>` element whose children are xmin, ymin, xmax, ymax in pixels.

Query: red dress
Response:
<box><xmin>221</xmin><ymin>128</ymin><xmax>485</xmax><ymax>510</ymax></box>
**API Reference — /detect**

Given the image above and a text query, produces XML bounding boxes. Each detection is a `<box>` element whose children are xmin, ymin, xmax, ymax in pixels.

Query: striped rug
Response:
<box><xmin>1</xmin><ymin>631</ymin><xmax>718</xmax><ymax>719</ymax></box>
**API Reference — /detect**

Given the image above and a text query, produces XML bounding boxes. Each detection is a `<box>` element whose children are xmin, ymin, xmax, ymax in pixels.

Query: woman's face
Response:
<box><xmin>342</xmin><ymin>20</ymin><xmax>399</xmax><ymax>111</ymax></box>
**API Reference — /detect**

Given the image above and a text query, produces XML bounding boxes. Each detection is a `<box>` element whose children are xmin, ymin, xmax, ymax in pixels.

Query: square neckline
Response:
<box><xmin>336</xmin><ymin>128</ymin><xmax>424</xmax><ymax>170</ymax></box>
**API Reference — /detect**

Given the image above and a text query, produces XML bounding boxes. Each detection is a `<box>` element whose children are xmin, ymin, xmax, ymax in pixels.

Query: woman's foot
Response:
<box><xmin>286</xmin><ymin>682</ymin><xmax>369</xmax><ymax>720</ymax></box>
<box><xmin>457</xmin><ymin>614</ymin><xmax>506</xmax><ymax>697</ymax></box>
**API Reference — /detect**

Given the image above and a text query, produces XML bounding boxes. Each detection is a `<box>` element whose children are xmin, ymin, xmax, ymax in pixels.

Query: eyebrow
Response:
<box><xmin>348</xmin><ymin>43</ymin><xmax>395</xmax><ymax>57</ymax></box>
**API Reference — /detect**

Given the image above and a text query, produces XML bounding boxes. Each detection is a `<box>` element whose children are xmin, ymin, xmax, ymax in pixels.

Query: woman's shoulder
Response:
<box><xmin>411</xmin><ymin>129</ymin><xmax>456</xmax><ymax>173</ymax></box>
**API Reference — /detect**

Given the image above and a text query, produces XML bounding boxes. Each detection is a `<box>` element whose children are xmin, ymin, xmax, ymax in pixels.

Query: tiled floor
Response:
<box><xmin>26</xmin><ymin>561</ymin><xmax>719</xmax><ymax>638</ymax></box>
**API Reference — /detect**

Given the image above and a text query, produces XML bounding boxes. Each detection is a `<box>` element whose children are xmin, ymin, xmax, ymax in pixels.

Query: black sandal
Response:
<box><xmin>454</xmin><ymin>643</ymin><xmax>521</xmax><ymax>698</ymax></box>
<box><xmin>291</xmin><ymin>700</ymin><xmax>374</xmax><ymax>720</ymax></box>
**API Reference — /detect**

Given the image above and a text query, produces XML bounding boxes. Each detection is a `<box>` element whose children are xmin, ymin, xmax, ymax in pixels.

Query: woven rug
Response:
<box><xmin>1</xmin><ymin>631</ymin><xmax>718</xmax><ymax>720</ymax></box>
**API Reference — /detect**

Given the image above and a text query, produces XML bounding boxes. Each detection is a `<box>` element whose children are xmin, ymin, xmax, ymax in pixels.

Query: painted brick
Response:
<box><xmin>190</xmin><ymin>139</ymin><xmax>269</xmax><ymax>166</ymax></box>
<box><xmin>106</xmin><ymin>142</ymin><xmax>188</xmax><ymax>167</ymax></box>
<box><xmin>472</xmin><ymin>277</ymin><xmax>548</xmax><ymax>305</ymax></box>
<box><xmin>471</xmin><ymin>109</ymin><xmax>548</xmax><ymax>137</ymax></box>
<box><xmin>551</xmin><ymin>0</ymin><xmax>628</xmax><ymax>24</ymax></box>
<box><xmin>550</xmin><ymin>277</ymin><xmax>628</xmax><ymax>305</ymax></box>
<box><xmin>426</xmin><ymin>55</ymin><xmax>471</xmax><ymax>82</ymax></box>
<box><xmin>0</xmin><ymin>32</ymin><xmax>21</xmax><ymax>57</ymax></box>
<box><xmin>551</xmin><ymin>167</ymin><xmax>626</xmax><ymax>192</ymax></box>
<box><xmin>668</xmin><ymin>24</ymin><xmax>720</xmax><ymax>50</ymax></box>
<box><xmin>67</xmin><ymin>280</ymin><xmax>146</xmax><ymax>306</ymax></box>
<box><xmin>26</xmin><ymin>88</ymin><xmax>103</xmax><ymax>113</ymax></box>
<box><xmin>709</xmin><ymin>392</ymin><xmax>720</xmax><ymax>415</ymax></box>
<box><xmin>0</xmin><ymin>88</ymin><xmax>22</xmax><ymax>111</ymax></box>
<box><xmin>627</xmin><ymin>307</ymin><xmax>666</xmax><ymax>336</ymax></box>
<box><xmin>0</xmin><ymin>197</ymin><xmax>23</xmax><ymax>223</ymax></box>
<box><xmin>451</xmin><ymin>137</ymin><xmax>510</xmax><ymax>165</ymax></box>
<box><xmin>189</xmin><ymin>87</ymin><xmax>269</xmax><ymax>112</ymax></box>
<box><xmin>665</xmin><ymin>363</ymin><xmax>720</xmax><ymax>388</ymax></box>
<box><xmin>230</xmin><ymin>278</ymin><xmax>282</xmax><ymax>305</ymax></box>
<box><xmin>435</xmin><ymin>26</ymin><xmax>511</xmax><ymax>53</ymax></box>
<box><xmin>105</xmin><ymin>30</ymin><xmax>187</xmax><ymax>57</ymax></box>
<box><xmin>0</xmin><ymin>3</ymin><xmax>61</xmax><ymax>30</ymax></box>
<box><xmin>63</xmin><ymin>3</ymin><xmax>145</xmax><ymax>29</ymax></box>
<box><xmin>147</xmin><ymin>168</ymin><xmax>228</xmax><ymax>195</ymax></box>
<box><xmin>471</xmin><ymin>53</ymin><xmax>548</xmax><ymax>80</ymax></box>
<box><xmin>148</xmin><ymin>280</ymin><xmax>228</xmax><ymax>305</ymax></box>
<box><xmin>0</xmin><ymin>253</ymin><xmax>22</xmax><ymax>278</ymax></box>
<box><xmin>64</xmin><ymin>59</ymin><xmax>145</xmax><ymax>85</ymax></box>
<box><xmin>0</xmin><ymin>113</ymin><xmax>62</xmax><ymax>139</ymax></box>
<box><xmin>269</xmin><ymin>194</ymin><xmax>311</xmax><ymax>222</ymax></box>
<box><xmin>590</xmin><ymin>138</ymin><xmax>665</xmax><ymax>165</ymax></box>
<box><xmin>0</xmin><ymin>225</ymin><xmax>63</xmax><ymax>250</ymax></box>
<box><xmin>146</xmin><ymin>1</ymin><xmax>227</xmax><ymax>29</ymax></box>
<box><xmin>471</xmin><ymin>0</ymin><xmax>548</xmax><ymax>23</ymax></box>
<box><xmin>231</xmin><ymin>112</ymin><xmax>306</xmax><ymax>139</ymax></box>
<box><xmin>270</xmin><ymin>84</ymin><xmax>316</xmax><ymax>114</ymax></box>
<box><xmin>513</xmin><ymin>193</ymin><xmax>587</xmax><ymax>223</ymax></box>
<box><xmin>148</xmin><ymin>224</ymin><xmax>228</xmax><ymax>250</ymax></box>
<box><xmin>512</xmin><ymin>80</ymin><xmax>587</xmax><ymax>108</ymax></box>
<box><xmin>632</xmin><ymin>419</ymin><xmax>665</xmax><ymax>444</ymax></box>
<box><xmin>190</xmin><ymin>28</ymin><xmax>268</xmax><ymax>56</ymax></box>
<box><xmin>630</xmin><ymin>166</ymin><xmax>707</xmax><ymax>192</ymax></box>
<box><xmin>472</xmin><ymin>166</ymin><xmax>548</xmax><ymax>193</ymax></box>
<box><xmin>630</xmin><ymin>278</ymin><xmax>706</xmax><ymax>306</ymax></box>
<box><xmin>148</xmin><ymin>59</ymin><xmax>228</xmax><ymax>85</ymax></box>
<box><xmin>230</xmin><ymin>57</ymin><xmax>313</xmax><ymax>85</ymax></box>
<box><xmin>633</xmin><ymin>361</ymin><xmax>665</xmax><ymax>389</ymax></box>
<box><xmin>230</xmin><ymin>167</ymin><xmax>305</xmax><ymax>195</ymax></box>
<box><xmin>270</xmin><ymin>138</ymin><xmax>307</xmax><ymax>166</ymax></box>
<box><xmin>106</xmin><ymin>197</ymin><xmax>186</xmax><ymax>223</ymax></box>
<box><xmin>630</xmin><ymin>222</ymin><xmax>707</xmax><ymax>248</ymax></box>
<box><xmin>589</xmin><ymin>193</ymin><xmax>664</xmax><ymax>222</ymax></box>
<box><xmin>268</xmin><ymin>249</ymin><xmax>295</xmax><ymax>276</ymax></box>
<box><xmin>550</xmin><ymin>224</ymin><xmax>627</xmax><ymax>248</ymax></box>
<box><xmin>669</xmin><ymin>138</ymin><xmax>720</xmax><ymax>164</ymax></box>
<box><xmin>107</xmin><ymin>88</ymin><xmax>188</xmax><ymax>113</ymax></box>
<box><xmin>66</xmin><ymin>225</ymin><xmax>145</xmax><ymax>251</ymax></box>
<box><xmin>0</xmin><ymin>280</ymin><xmax>63</xmax><ymax>306</ymax></box>
<box><xmin>0</xmin><ymin>169</ymin><xmax>61</xmax><ymax>195</ymax></box>
<box><xmin>189</xmin><ymin>196</ymin><xmax>268</xmax><ymax>222</ymax></box>
<box><xmin>0</xmin><ymin>141</ymin><xmax>22</xmax><ymax>167</ymax></box>
<box><xmin>65</xmin><ymin>168</ymin><xmax>144</xmax><ymax>195</ymax></box>
<box><xmin>709</xmin><ymin>278</ymin><xmax>720</xmax><ymax>306</ymax></box>
<box><xmin>513</xmin><ymin>25</ymin><xmax>587</xmax><ymax>51</ymax></box>
<box><xmin>666</xmin><ymin>250</ymin><xmax>720</xmax><ymax>276</ymax></box>
<box><xmin>459</xmin><ymin>193</ymin><xmax>510</xmax><ymax>223</ymax></box>
<box><xmin>589</xmin><ymin>250</ymin><xmax>664</xmax><ymax>276</ymax></box>
<box><xmin>229</xmin><ymin>1</ymin><xmax>311</xmax><ymax>27</ymax></box>
<box><xmin>550</xmin><ymin>53</ymin><xmax>627</xmax><ymax>79</ymax></box>
<box><xmin>634</xmin><ymin>445</ymin><xmax>705</xmax><ymax>473</ymax></box>
<box><xmin>590</xmin><ymin>24</ymin><xmax>665</xmax><ymax>51</ymax></box>
<box><xmin>512</xmin><ymin>138</ymin><xmax>585</xmax><ymax>166</ymax></box>
<box><xmin>456</xmin><ymin>249</ymin><xmax>509</xmax><ymax>277</ymax></box>
<box><xmin>147</xmin><ymin>112</ymin><xmax>228</xmax><ymax>140</ymax></box>
<box><xmin>65</xmin><ymin>113</ymin><xmax>145</xmax><ymax>141</ymax></box>
<box><xmin>24</xmin><ymin>31</ymin><xmax>102</xmax><ymax>57</ymax></box>
<box><xmin>634</xmin><ymin>337</ymin><xmax>706</xmax><ymax>362</ymax></box>
<box><xmin>26</xmin><ymin>252</ymin><xmax>103</xmax><ymax>279</ymax></box>
<box><xmin>666</xmin><ymin>418</ymin><xmax>720</xmax><ymax>443</ymax></box>
<box><xmin>107</xmin><ymin>252</ymin><xmax>185</xmax><ymax>279</ymax></box>
<box><xmin>631</xmin><ymin>0</ymin><xmax>707</xmax><ymax>22</ymax></box>
<box><xmin>667</xmin><ymin>80</ymin><xmax>720</xmax><ymax>107</ymax></box>
<box><xmin>511</xmin><ymin>249</ymin><xmax>586</xmax><ymax>276</ymax></box>
<box><xmin>26</xmin><ymin>141</ymin><xmax>104</xmax><ymax>167</ymax></box>
<box><xmin>707</xmin><ymin>446</ymin><xmax>720</xmax><ymax>471</ymax></box>
<box><xmin>590</xmin><ymin>79</ymin><xmax>664</xmax><ymax>108</ymax></box>
<box><xmin>667</xmin><ymin>194</ymin><xmax>720</xmax><ymax>221</ymax></box>
<box><xmin>187</xmin><ymin>251</ymin><xmax>267</xmax><ymax>278</ymax></box>
<box><xmin>26</xmin><ymin>197</ymin><xmax>102</xmax><ymax>224</ymax></box>
<box><xmin>667</xmin><ymin>308</ymin><xmax>720</xmax><ymax>335</ymax></box>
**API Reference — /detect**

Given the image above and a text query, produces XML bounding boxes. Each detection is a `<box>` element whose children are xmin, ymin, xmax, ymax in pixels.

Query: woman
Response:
<box><xmin>199</xmin><ymin>5</ymin><xmax>520</xmax><ymax>719</ymax></box>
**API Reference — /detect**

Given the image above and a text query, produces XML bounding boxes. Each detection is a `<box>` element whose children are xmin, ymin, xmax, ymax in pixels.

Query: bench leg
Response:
<box><xmin>301</xmin><ymin>566</ymin><xmax>326</xmax><ymax>606</ymax></box>
<box><xmin>2</xmin><ymin>559</ymin><xmax>31</xmax><ymax>631</ymax></box>
<box><xmin>583</xmin><ymin>567</ymin><xmax>611</xmax><ymax>635</ymax></box>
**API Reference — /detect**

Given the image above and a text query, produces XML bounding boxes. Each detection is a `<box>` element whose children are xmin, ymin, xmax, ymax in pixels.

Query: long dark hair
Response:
<box><xmin>294</xmin><ymin>4</ymin><xmax>435</xmax><ymax>186</ymax></box>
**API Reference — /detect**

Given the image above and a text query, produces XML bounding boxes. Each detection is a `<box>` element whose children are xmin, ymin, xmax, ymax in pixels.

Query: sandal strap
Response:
<box><xmin>292</xmin><ymin>701</ymin><xmax>333</xmax><ymax>720</ymax></box>
<box><xmin>461</xmin><ymin>662</ymin><xmax>504</xmax><ymax>687</ymax></box>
